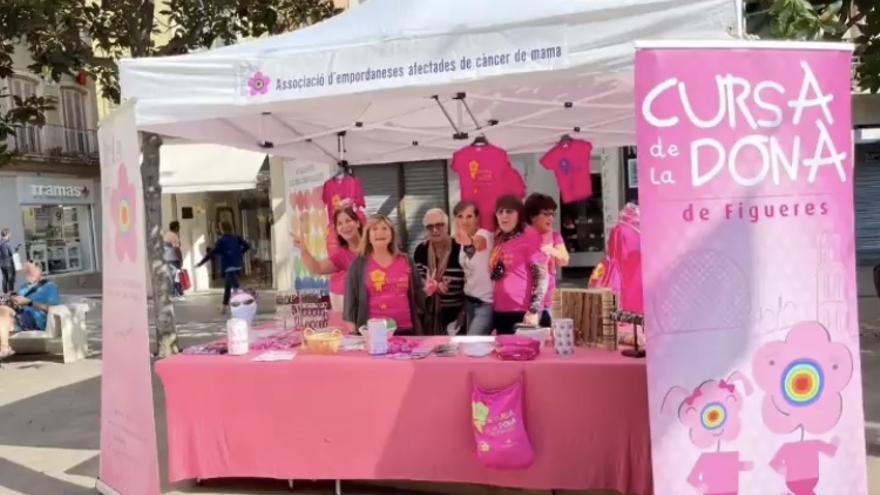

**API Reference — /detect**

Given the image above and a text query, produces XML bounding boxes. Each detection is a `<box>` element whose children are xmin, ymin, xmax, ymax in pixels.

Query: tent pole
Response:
<box><xmin>735</xmin><ymin>0</ymin><xmax>745</xmax><ymax>38</ymax></box>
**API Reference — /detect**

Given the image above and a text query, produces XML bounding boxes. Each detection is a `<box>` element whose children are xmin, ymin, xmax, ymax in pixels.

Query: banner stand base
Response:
<box><xmin>96</xmin><ymin>478</ymin><xmax>123</xmax><ymax>495</ymax></box>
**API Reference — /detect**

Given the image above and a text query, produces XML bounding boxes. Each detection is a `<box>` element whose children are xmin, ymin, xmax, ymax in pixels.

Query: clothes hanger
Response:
<box><xmin>472</xmin><ymin>135</ymin><xmax>488</xmax><ymax>147</ymax></box>
<box><xmin>559</xmin><ymin>134</ymin><xmax>573</xmax><ymax>145</ymax></box>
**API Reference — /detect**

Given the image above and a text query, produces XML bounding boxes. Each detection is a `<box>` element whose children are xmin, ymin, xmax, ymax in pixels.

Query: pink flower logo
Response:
<box><xmin>662</xmin><ymin>372</ymin><xmax>753</xmax><ymax>449</ymax></box>
<box><xmin>247</xmin><ymin>71</ymin><xmax>271</xmax><ymax>96</ymax></box>
<box><xmin>752</xmin><ymin>321</ymin><xmax>853</xmax><ymax>435</ymax></box>
<box><xmin>110</xmin><ymin>164</ymin><xmax>138</xmax><ymax>263</ymax></box>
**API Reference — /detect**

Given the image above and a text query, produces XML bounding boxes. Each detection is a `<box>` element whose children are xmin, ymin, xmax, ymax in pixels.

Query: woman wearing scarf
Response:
<box><xmin>490</xmin><ymin>195</ymin><xmax>550</xmax><ymax>334</ymax></box>
<box><xmin>413</xmin><ymin>208</ymin><xmax>465</xmax><ymax>334</ymax></box>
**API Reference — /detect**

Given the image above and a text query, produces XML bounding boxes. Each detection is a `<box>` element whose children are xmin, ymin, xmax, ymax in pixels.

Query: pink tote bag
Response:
<box><xmin>471</xmin><ymin>377</ymin><xmax>535</xmax><ymax>469</ymax></box>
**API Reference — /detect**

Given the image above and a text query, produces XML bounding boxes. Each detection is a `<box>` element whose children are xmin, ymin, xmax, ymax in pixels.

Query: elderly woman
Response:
<box><xmin>344</xmin><ymin>215</ymin><xmax>425</xmax><ymax>334</ymax></box>
<box><xmin>0</xmin><ymin>262</ymin><xmax>61</xmax><ymax>358</ymax></box>
<box><xmin>413</xmin><ymin>208</ymin><xmax>465</xmax><ymax>334</ymax></box>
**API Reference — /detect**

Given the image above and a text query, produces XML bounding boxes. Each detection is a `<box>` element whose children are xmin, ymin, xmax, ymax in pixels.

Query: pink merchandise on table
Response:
<box><xmin>491</xmin><ymin>229</ymin><xmax>548</xmax><ymax>313</ymax></box>
<box><xmin>472</xmin><ymin>377</ymin><xmax>534</xmax><ymax>469</ymax></box>
<box><xmin>322</xmin><ymin>175</ymin><xmax>365</xmax><ymax>220</ymax></box>
<box><xmin>365</xmin><ymin>255</ymin><xmax>413</xmax><ymax>331</ymax></box>
<box><xmin>452</xmin><ymin>143</ymin><xmax>526</xmax><ymax>231</ymax></box>
<box><xmin>540</xmin><ymin>138</ymin><xmax>594</xmax><ymax>203</ymax></box>
<box><xmin>589</xmin><ymin>203</ymin><xmax>643</xmax><ymax>314</ymax></box>
<box><xmin>155</xmin><ymin>345</ymin><xmax>651</xmax><ymax>494</ymax></box>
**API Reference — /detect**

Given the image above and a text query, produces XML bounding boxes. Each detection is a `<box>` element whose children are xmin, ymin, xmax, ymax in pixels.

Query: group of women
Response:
<box><xmin>293</xmin><ymin>193</ymin><xmax>569</xmax><ymax>335</ymax></box>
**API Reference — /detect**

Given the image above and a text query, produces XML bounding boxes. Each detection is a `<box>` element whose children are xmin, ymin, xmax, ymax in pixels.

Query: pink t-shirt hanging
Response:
<box><xmin>327</xmin><ymin>246</ymin><xmax>358</xmax><ymax>296</ymax></box>
<box><xmin>491</xmin><ymin>229</ymin><xmax>548</xmax><ymax>313</ymax></box>
<box><xmin>452</xmin><ymin>144</ymin><xmax>526</xmax><ymax>231</ymax></box>
<box><xmin>540</xmin><ymin>231</ymin><xmax>564</xmax><ymax>310</ymax></box>
<box><xmin>365</xmin><ymin>255</ymin><xmax>413</xmax><ymax>331</ymax></box>
<box><xmin>322</xmin><ymin>176</ymin><xmax>366</xmax><ymax>220</ymax></box>
<box><xmin>540</xmin><ymin>139</ymin><xmax>593</xmax><ymax>203</ymax></box>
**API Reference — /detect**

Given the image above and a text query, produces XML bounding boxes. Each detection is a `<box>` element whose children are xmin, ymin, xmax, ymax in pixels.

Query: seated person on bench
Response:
<box><xmin>0</xmin><ymin>262</ymin><xmax>61</xmax><ymax>358</ymax></box>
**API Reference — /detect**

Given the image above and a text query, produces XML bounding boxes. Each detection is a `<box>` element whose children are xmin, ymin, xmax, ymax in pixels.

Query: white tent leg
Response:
<box><xmin>735</xmin><ymin>0</ymin><xmax>745</xmax><ymax>38</ymax></box>
<box><xmin>335</xmin><ymin>479</ymin><xmax>342</xmax><ymax>495</ymax></box>
<box><xmin>288</xmin><ymin>479</ymin><xmax>294</xmax><ymax>491</ymax></box>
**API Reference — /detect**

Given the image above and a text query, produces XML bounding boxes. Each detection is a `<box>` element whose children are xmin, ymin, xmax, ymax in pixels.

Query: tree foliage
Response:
<box><xmin>748</xmin><ymin>0</ymin><xmax>879</xmax><ymax>92</ymax></box>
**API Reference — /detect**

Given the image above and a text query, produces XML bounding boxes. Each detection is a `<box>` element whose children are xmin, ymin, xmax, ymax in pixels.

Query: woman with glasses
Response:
<box><xmin>292</xmin><ymin>203</ymin><xmax>364</xmax><ymax>311</ymax></box>
<box><xmin>344</xmin><ymin>215</ymin><xmax>425</xmax><ymax>334</ymax></box>
<box><xmin>525</xmin><ymin>193</ymin><xmax>570</xmax><ymax>326</ymax></box>
<box><xmin>454</xmin><ymin>200</ymin><xmax>494</xmax><ymax>335</ymax></box>
<box><xmin>489</xmin><ymin>195</ymin><xmax>549</xmax><ymax>334</ymax></box>
<box><xmin>413</xmin><ymin>208</ymin><xmax>465</xmax><ymax>334</ymax></box>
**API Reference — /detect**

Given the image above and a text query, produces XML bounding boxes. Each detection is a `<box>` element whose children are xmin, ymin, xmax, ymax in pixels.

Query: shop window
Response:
<box><xmin>21</xmin><ymin>205</ymin><xmax>96</xmax><ymax>275</ymax></box>
<box><xmin>559</xmin><ymin>173</ymin><xmax>604</xmax><ymax>254</ymax></box>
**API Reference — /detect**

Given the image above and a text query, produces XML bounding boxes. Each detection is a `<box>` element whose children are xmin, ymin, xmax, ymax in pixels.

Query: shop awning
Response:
<box><xmin>159</xmin><ymin>142</ymin><xmax>267</xmax><ymax>193</ymax></box>
<box><xmin>120</xmin><ymin>0</ymin><xmax>739</xmax><ymax>164</ymax></box>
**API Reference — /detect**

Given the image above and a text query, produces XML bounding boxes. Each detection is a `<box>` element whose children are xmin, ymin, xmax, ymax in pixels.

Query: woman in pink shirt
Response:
<box><xmin>490</xmin><ymin>195</ymin><xmax>549</xmax><ymax>334</ymax></box>
<box><xmin>344</xmin><ymin>215</ymin><xmax>424</xmax><ymax>334</ymax></box>
<box><xmin>292</xmin><ymin>204</ymin><xmax>363</xmax><ymax>311</ymax></box>
<box><xmin>525</xmin><ymin>193</ymin><xmax>570</xmax><ymax>327</ymax></box>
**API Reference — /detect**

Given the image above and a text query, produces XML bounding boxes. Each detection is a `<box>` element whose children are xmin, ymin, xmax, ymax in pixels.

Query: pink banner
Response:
<box><xmin>636</xmin><ymin>45</ymin><xmax>867</xmax><ymax>495</ymax></box>
<box><xmin>97</xmin><ymin>101</ymin><xmax>160</xmax><ymax>495</ymax></box>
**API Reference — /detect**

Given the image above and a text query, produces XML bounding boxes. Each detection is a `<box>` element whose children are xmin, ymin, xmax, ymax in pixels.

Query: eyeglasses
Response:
<box><xmin>425</xmin><ymin>223</ymin><xmax>447</xmax><ymax>231</ymax></box>
<box><xmin>230</xmin><ymin>298</ymin><xmax>255</xmax><ymax>308</ymax></box>
<box><xmin>540</xmin><ymin>210</ymin><xmax>557</xmax><ymax>218</ymax></box>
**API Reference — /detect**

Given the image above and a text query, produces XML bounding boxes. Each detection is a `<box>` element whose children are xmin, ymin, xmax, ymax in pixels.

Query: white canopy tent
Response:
<box><xmin>159</xmin><ymin>142</ymin><xmax>267</xmax><ymax>193</ymax></box>
<box><xmin>120</xmin><ymin>0</ymin><xmax>740</xmax><ymax>165</ymax></box>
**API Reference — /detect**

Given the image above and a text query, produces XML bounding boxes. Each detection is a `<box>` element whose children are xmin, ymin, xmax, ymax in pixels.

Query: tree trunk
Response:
<box><xmin>140</xmin><ymin>131</ymin><xmax>178</xmax><ymax>357</ymax></box>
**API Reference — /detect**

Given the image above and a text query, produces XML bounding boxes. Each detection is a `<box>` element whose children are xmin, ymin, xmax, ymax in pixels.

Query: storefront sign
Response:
<box><xmin>96</xmin><ymin>101</ymin><xmax>160</xmax><ymax>495</ymax></box>
<box><xmin>636</xmin><ymin>44</ymin><xmax>867</xmax><ymax>495</ymax></box>
<box><xmin>17</xmin><ymin>177</ymin><xmax>95</xmax><ymax>204</ymax></box>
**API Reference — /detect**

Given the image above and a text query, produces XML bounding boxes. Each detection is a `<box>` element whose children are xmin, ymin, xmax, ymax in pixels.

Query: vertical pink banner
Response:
<box><xmin>97</xmin><ymin>101</ymin><xmax>160</xmax><ymax>495</ymax></box>
<box><xmin>636</xmin><ymin>44</ymin><xmax>867</xmax><ymax>495</ymax></box>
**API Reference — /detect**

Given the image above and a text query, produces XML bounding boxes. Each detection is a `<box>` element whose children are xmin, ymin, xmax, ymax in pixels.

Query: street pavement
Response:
<box><xmin>0</xmin><ymin>289</ymin><xmax>878</xmax><ymax>495</ymax></box>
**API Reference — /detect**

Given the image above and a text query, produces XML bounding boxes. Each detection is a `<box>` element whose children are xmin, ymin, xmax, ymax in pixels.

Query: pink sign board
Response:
<box><xmin>636</xmin><ymin>45</ymin><xmax>867</xmax><ymax>495</ymax></box>
<box><xmin>97</xmin><ymin>101</ymin><xmax>161</xmax><ymax>495</ymax></box>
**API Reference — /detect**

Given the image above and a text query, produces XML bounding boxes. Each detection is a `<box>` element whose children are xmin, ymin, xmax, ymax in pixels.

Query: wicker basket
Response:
<box><xmin>302</xmin><ymin>328</ymin><xmax>343</xmax><ymax>355</ymax></box>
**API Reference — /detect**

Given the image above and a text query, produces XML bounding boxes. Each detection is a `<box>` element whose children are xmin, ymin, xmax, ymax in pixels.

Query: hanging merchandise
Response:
<box><xmin>321</xmin><ymin>169</ymin><xmax>366</xmax><ymax>221</ymax></box>
<box><xmin>588</xmin><ymin>203</ymin><xmax>642</xmax><ymax>314</ymax></box>
<box><xmin>452</xmin><ymin>140</ymin><xmax>525</xmax><ymax>231</ymax></box>
<box><xmin>540</xmin><ymin>137</ymin><xmax>594</xmax><ymax>203</ymax></box>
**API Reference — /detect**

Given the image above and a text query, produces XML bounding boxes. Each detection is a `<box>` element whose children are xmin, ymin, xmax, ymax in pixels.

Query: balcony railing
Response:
<box><xmin>6</xmin><ymin>124</ymin><xmax>99</xmax><ymax>163</ymax></box>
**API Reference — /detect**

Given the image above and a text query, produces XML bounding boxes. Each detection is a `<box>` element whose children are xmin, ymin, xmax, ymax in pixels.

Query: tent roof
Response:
<box><xmin>120</xmin><ymin>0</ymin><xmax>738</xmax><ymax>164</ymax></box>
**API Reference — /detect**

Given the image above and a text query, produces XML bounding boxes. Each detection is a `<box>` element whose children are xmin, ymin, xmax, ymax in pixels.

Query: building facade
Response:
<box><xmin>0</xmin><ymin>45</ymin><xmax>102</xmax><ymax>292</ymax></box>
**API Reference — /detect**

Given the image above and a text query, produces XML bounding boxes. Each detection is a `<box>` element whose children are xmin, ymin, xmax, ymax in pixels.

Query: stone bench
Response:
<box><xmin>10</xmin><ymin>297</ymin><xmax>91</xmax><ymax>363</ymax></box>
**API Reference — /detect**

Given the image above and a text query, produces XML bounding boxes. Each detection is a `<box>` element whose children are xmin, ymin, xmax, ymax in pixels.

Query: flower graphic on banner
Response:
<box><xmin>110</xmin><ymin>164</ymin><xmax>138</xmax><ymax>263</ymax></box>
<box><xmin>752</xmin><ymin>321</ymin><xmax>853</xmax><ymax>434</ymax></box>
<box><xmin>247</xmin><ymin>71</ymin><xmax>271</xmax><ymax>96</ymax></box>
<box><xmin>663</xmin><ymin>371</ymin><xmax>753</xmax><ymax>449</ymax></box>
<box><xmin>369</xmin><ymin>269</ymin><xmax>387</xmax><ymax>292</ymax></box>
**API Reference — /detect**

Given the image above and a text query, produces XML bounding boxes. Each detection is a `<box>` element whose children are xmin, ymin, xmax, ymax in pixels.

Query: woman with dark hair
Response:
<box><xmin>489</xmin><ymin>195</ymin><xmax>549</xmax><ymax>334</ymax></box>
<box><xmin>454</xmin><ymin>200</ymin><xmax>494</xmax><ymax>335</ymax></box>
<box><xmin>344</xmin><ymin>215</ymin><xmax>424</xmax><ymax>334</ymax></box>
<box><xmin>293</xmin><ymin>204</ymin><xmax>364</xmax><ymax>311</ymax></box>
<box><xmin>525</xmin><ymin>193</ymin><xmax>570</xmax><ymax>326</ymax></box>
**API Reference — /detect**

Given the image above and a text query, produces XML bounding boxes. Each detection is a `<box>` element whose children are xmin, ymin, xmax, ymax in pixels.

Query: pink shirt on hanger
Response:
<box><xmin>322</xmin><ymin>176</ymin><xmax>366</xmax><ymax>220</ymax></box>
<box><xmin>540</xmin><ymin>139</ymin><xmax>593</xmax><ymax>203</ymax></box>
<box><xmin>365</xmin><ymin>255</ymin><xmax>413</xmax><ymax>331</ymax></box>
<box><xmin>452</xmin><ymin>144</ymin><xmax>526</xmax><ymax>231</ymax></box>
<box><xmin>492</xmin><ymin>229</ymin><xmax>548</xmax><ymax>313</ymax></box>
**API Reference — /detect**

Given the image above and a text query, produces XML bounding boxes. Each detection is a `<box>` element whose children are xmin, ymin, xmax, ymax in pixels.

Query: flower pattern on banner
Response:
<box><xmin>667</xmin><ymin>372</ymin><xmax>753</xmax><ymax>449</ymax></box>
<box><xmin>248</xmin><ymin>71</ymin><xmax>271</xmax><ymax>96</ymax></box>
<box><xmin>752</xmin><ymin>321</ymin><xmax>853</xmax><ymax>434</ymax></box>
<box><xmin>110</xmin><ymin>164</ymin><xmax>138</xmax><ymax>263</ymax></box>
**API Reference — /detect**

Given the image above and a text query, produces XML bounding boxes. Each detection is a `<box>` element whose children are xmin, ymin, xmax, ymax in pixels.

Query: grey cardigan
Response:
<box><xmin>343</xmin><ymin>255</ymin><xmax>426</xmax><ymax>334</ymax></box>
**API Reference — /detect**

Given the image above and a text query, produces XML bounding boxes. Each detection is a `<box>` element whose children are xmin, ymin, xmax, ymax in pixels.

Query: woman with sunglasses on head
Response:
<box><xmin>454</xmin><ymin>200</ymin><xmax>494</xmax><ymax>335</ymax></box>
<box><xmin>344</xmin><ymin>215</ymin><xmax>425</xmax><ymax>334</ymax></box>
<box><xmin>525</xmin><ymin>193</ymin><xmax>570</xmax><ymax>327</ymax></box>
<box><xmin>490</xmin><ymin>195</ymin><xmax>550</xmax><ymax>334</ymax></box>
<box><xmin>413</xmin><ymin>208</ymin><xmax>465</xmax><ymax>335</ymax></box>
<box><xmin>292</xmin><ymin>203</ymin><xmax>364</xmax><ymax>311</ymax></box>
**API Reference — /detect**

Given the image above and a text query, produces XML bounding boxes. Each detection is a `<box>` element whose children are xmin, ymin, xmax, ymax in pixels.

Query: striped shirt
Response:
<box><xmin>413</xmin><ymin>240</ymin><xmax>465</xmax><ymax>310</ymax></box>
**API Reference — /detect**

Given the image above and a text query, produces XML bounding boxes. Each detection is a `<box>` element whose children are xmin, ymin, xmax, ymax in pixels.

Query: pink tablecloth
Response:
<box><xmin>156</xmin><ymin>345</ymin><xmax>652</xmax><ymax>495</ymax></box>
